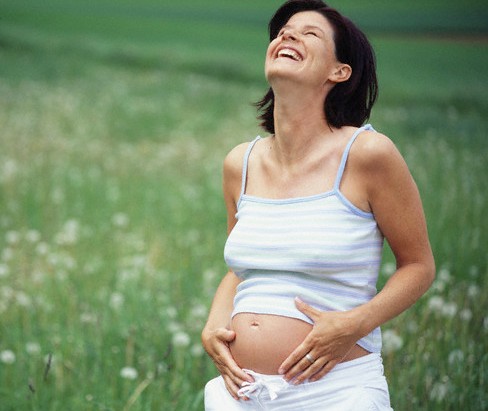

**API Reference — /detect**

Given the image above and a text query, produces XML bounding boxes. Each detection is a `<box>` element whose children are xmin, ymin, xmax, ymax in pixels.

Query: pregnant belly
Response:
<box><xmin>229</xmin><ymin>313</ymin><xmax>313</xmax><ymax>374</ymax></box>
<box><xmin>229</xmin><ymin>312</ymin><xmax>370</xmax><ymax>375</ymax></box>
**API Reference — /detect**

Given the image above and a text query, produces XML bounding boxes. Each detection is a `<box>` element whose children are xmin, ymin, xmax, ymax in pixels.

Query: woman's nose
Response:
<box><xmin>282</xmin><ymin>29</ymin><xmax>297</xmax><ymax>41</ymax></box>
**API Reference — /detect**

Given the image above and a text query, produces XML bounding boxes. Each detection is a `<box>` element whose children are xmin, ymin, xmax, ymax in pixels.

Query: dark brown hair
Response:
<box><xmin>256</xmin><ymin>0</ymin><xmax>378</xmax><ymax>133</ymax></box>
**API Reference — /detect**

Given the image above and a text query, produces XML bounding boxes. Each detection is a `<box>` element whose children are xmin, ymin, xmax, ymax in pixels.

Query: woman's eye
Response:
<box><xmin>305</xmin><ymin>31</ymin><xmax>318</xmax><ymax>37</ymax></box>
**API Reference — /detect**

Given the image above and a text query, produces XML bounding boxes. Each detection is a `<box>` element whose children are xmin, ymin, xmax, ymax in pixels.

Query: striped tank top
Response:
<box><xmin>224</xmin><ymin>125</ymin><xmax>384</xmax><ymax>353</ymax></box>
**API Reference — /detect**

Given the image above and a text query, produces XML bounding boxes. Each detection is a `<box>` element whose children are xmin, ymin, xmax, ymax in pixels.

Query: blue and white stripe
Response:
<box><xmin>224</xmin><ymin>125</ymin><xmax>384</xmax><ymax>353</ymax></box>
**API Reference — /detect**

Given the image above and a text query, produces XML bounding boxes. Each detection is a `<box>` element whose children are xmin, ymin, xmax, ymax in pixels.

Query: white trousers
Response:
<box><xmin>204</xmin><ymin>353</ymin><xmax>393</xmax><ymax>411</ymax></box>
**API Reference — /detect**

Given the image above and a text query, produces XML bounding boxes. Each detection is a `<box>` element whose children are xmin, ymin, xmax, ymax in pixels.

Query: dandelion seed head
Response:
<box><xmin>0</xmin><ymin>350</ymin><xmax>16</xmax><ymax>364</ymax></box>
<box><xmin>430</xmin><ymin>381</ymin><xmax>449</xmax><ymax>402</ymax></box>
<box><xmin>172</xmin><ymin>331</ymin><xmax>191</xmax><ymax>348</ymax></box>
<box><xmin>441</xmin><ymin>302</ymin><xmax>457</xmax><ymax>318</ymax></box>
<box><xmin>6</xmin><ymin>230</ymin><xmax>20</xmax><ymax>245</ymax></box>
<box><xmin>0</xmin><ymin>264</ymin><xmax>9</xmax><ymax>279</ymax></box>
<box><xmin>448</xmin><ymin>349</ymin><xmax>464</xmax><ymax>365</ymax></box>
<box><xmin>15</xmin><ymin>291</ymin><xmax>32</xmax><ymax>307</ymax></box>
<box><xmin>382</xmin><ymin>329</ymin><xmax>403</xmax><ymax>354</ymax></box>
<box><xmin>459</xmin><ymin>308</ymin><xmax>472</xmax><ymax>322</ymax></box>
<box><xmin>112</xmin><ymin>213</ymin><xmax>129</xmax><ymax>228</ymax></box>
<box><xmin>427</xmin><ymin>295</ymin><xmax>444</xmax><ymax>312</ymax></box>
<box><xmin>26</xmin><ymin>342</ymin><xmax>41</xmax><ymax>355</ymax></box>
<box><xmin>109</xmin><ymin>292</ymin><xmax>125</xmax><ymax>311</ymax></box>
<box><xmin>26</xmin><ymin>230</ymin><xmax>41</xmax><ymax>243</ymax></box>
<box><xmin>191</xmin><ymin>343</ymin><xmax>205</xmax><ymax>357</ymax></box>
<box><xmin>467</xmin><ymin>284</ymin><xmax>480</xmax><ymax>298</ymax></box>
<box><xmin>120</xmin><ymin>366</ymin><xmax>138</xmax><ymax>380</ymax></box>
<box><xmin>381</xmin><ymin>262</ymin><xmax>396</xmax><ymax>277</ymax></box>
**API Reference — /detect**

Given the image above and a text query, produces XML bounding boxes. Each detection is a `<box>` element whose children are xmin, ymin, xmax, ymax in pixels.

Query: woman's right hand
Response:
<box><xmin>202</xmin><ymin>326</ymin><xmax>254</xmax><ymax>400</ymax></box>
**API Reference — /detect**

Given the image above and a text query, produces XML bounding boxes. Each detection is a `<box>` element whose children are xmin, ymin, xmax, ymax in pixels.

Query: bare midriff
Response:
<box><xmin>229</xmin><ymin>313</ymin><xmax>369</xmax><ymax>375</ymax></box>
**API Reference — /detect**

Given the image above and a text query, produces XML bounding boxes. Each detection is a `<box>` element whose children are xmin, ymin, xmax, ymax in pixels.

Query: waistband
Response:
<box><xmin>237</xmin><ymin>353</ymin><xmax>384</xmax><ymax>401</ymax></box>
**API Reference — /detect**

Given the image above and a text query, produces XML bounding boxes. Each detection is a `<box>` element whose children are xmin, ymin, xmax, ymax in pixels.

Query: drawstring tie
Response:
<box><xmin>237</xmin><ymin>370</ymin><xmax>289</xmax><ymax>401</ymax></box>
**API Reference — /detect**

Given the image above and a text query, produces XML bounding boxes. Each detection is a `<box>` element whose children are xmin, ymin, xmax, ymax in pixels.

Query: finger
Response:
<box><xmin>309</xmin><ymin>359</ymin><xmax>338</xmax><ymax>382</ymax></box>
<box><xmin>278</xmin><ymin>341</ymin><xmax>310</xmax><ymax>375</ymax></box>
<box><xmin>223</xmin><ymin>374</ymin><xmax>241</xmax><ymax>400</ymax></box>
<box><xmin>283</xmin><ymin>351</ymin><xmax>321</xmax><ymax>383</ymax></box>
<box><xmin>290</xmin><ymin>356</ymin><xmax>329</xmax><ymax>385</ymax></box>
<box><xmin>294</xmin><ymin>297</ymin><xmax>321</xmax><ymax>321</ymax></box>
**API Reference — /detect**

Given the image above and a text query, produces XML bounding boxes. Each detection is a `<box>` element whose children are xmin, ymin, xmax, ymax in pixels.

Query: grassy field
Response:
<box><xmin>0</xmin><ymin>0</ymin><xmax>487</xmax><ymax>410</ymax></box>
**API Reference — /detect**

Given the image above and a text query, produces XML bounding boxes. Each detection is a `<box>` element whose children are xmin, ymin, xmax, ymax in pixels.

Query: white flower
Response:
<box><xmin>430</xmin><ymin>381</ymin><xmax>449</xmax><ymax>402</ymax></box>
<box><xmin>190</xmin><ymin>344</ymin><xmax>205</xmax><ymax>357</ymax></box>
<box><xmin>109</xmin><ymin>292</ymin><xmax>125</xmax><ymax>311</ymax></box>
<box><xmin>120</xmin><ymin>366</ymin><xmax>138</xmax><ymax>380</ymax></box>
<box><xmin>190</xmin><ymin>304</ymin><xmax>207</xmax><ymax>320</ymax></box>
<box><xmin>5</xmin><ymin>231</ymin><xmax>20</xmax><ymax>245</ymax></box>
<box><xmin>448</xmin><ymin>349</ymin><xmax>464</xmax><ymax>365</ymax></box>
<box><xmin>467</xmin><ymin>284</ymin><xmax>480</xmax><ymax>298</ymax></box>
<box><xmin>0</xmin><ymin>350</ymin><xmax>16</xmax><ymax>364</ymax></box>
<box><xmin>427</xmin><ymin>295</ymin><xmax>444</xmax><ymax>312</ymax></box>
<box><xmin>382</xmin><ymin>329</ymin><xmax>403</xmax><ymax>354</ymax></box>
<box><xmin>112</xmin><ymin>213</ymin><xmax>129</xmax><ymax>228</ymax></box>
<box><xmin>16</xmin><ymin>291</ymin><xmax>32</xmax><ymax>307</ymax></box>
<box><xmin>381</xmin><ymin>262</ymin><xmax>396</xmax><ymax>277</ymax></box>
<box><xmin>441</xmin><ymin>302</ymin><xmax>457</xmax><ymax>318</ymax></box>
<box><xmin>26</xmin><ymin>230</ymin><xmax>41</xmax><ymax>243</ymax></box>
<box><xmin>437</xmin><ymin>268</ymin><xmax>451</xmax><ymax>284</ymax></box>
<box><xmin>26</xmin><ymin>342</ymin><xmax>41</xmax><ymax>355</ymax></box>
<box><xmin>0</xmin><ymin>264</ymin><xmax>9</xmax><ymax>279</ymax></box>
<box><xmin>459</xmin><ymin>308</ymin><xmax>472</xmax><ymax>322</ymax></box>
<box><xmin>172</xmin><ymin>331</ymin><xmax>191</xmax><ymax>348</ymax></box>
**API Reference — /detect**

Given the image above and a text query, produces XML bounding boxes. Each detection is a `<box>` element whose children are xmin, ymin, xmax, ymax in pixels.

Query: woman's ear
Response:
<box><xmin>331</xmin><ymin>63</ymin><xmax>352</xmax><ymax>83</ymax></box>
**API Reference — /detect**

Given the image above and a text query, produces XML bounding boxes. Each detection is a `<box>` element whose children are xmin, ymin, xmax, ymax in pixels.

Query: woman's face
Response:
<box><xmin>265</xmin><ymin>11</ymin><xmax>341</xmax><ymax>90</ymax></box>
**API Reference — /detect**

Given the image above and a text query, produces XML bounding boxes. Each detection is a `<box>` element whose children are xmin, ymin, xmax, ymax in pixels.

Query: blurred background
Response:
<box><xmin>0</xmin><ymin>0</ymin><xmax>487</xmax><ymax>410</ymax></box>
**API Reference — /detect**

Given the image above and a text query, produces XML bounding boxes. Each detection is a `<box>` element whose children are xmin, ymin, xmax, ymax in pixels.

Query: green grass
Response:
<box><xmin>0</xmin><ymin>1</ymin><xmax>487</xmax><ymax>410</ymax></box>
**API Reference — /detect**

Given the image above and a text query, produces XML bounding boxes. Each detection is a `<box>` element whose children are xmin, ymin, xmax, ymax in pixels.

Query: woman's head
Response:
<box><xmin>256</xmin><ymin>0</ymin><xmax>378</xmax><ymax>133</ymax></box>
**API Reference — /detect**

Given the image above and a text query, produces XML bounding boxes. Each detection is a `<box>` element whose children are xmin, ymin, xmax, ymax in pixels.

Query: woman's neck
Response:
<box><xmin>271</xmin><ymin>86</ymin><xmax>335</xmax><ymax>167</ymax></box>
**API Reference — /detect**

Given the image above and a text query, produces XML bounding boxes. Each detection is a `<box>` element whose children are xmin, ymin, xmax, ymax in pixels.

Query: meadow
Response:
<box><xmin>0</xmin><ymin>0</ymin><xmax>487</xmax><ymax>409</ymax></box>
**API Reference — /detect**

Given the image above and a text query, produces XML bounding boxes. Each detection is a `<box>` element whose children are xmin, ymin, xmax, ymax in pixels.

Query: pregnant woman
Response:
<box><xmin>202</xmin><ymin>1</ymin><xmax>435</xmax><ymax>409</ymax></box>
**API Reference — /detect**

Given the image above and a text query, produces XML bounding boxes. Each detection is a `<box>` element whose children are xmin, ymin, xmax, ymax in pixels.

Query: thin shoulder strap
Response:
<box><xmin>333</xmin><ymin>124</ymin><xmax>375</xmax><ymax>191</ymax></box>
<box><xmin>239</xmin><ymin>136</ymin><xmax>261</xmax><ymax>198</ymax></box>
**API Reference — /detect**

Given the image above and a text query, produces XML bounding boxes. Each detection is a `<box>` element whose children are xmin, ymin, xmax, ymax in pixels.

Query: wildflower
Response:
<box><xmin>5</xmin><ymin>231</ymin><xmax>20</xmax><ymax>245</ymax></box>
<box><xmin>0</xmin><ymin>350</ymin><xmax>16</xmax><ymax>364</ymax></box>
<box><xmin>26</xmin><ymin>342</ymin><xmax>41</xmax><ymax>355</ymax></box>
<box><xmin>26</xmin><ymin>230</ymin><xmax>41</xmax><ymax>243</ymax></box>
<box><xmin>109</xmin><ymin>292</ymin><xmax>125</xmax><ymax>311</ymax></box>
<box><xmin>430</xmin><ymin>380</ymin><xmax>449</xmax><ymax>402</ymax></box>
<box><xmin>120</xmin><ymin>366</ymin><xmax>138</xmax><ymax>380</ymax></box>
<box><xmin>437</xmin><ymin>268</ymin><xmax>451</xmax><ymax>284</ymax></box>
<box><xmin>448</xmin><ymin>349</ymin><xmax>464</xmax><ymax>365</ymax></box>
<box><xmin>190</xmin><ymin>304</ymin><xmax>207</xmax><ymax>320</ymax></box>
<box><xmin>191</xmin><ymin>344</ymin><xmax>205</xmax><ymax>357</ymax></box>
<box><xmin>112</xmin><ymin>213</ymin><xmax>129</xmax><ymax>228</ymax></box>
<box><xmin>427</xmin><ymin>295</ymin><xmax>444</xmax><ymax>312</ymax></box>
<box><xmin>467</xmin><ymin>284</ymin><xmax>480</xmax><ymax>299</ymax></box>
<box><xmin>172</xmin><ymin>331</ymin><xmax>191</xmax><ymax>348</ymax></box>
<box><xmin>459</xmin><ymin>308</ymin><xmax>472</xmax><ymax>322</ymax></box>
<box><xmin>15</xmin><ymin>291</ymin><xmax>32</xmax><ymax>307</ymax></box>
<box><xmin>381</xmin><ymin>262</ymin><xmax>396</xmax><ymax>277</ymax></box>
<box><xmin>36</xmin><ymin>242</ymin><xmax>49</xmax><ymax>256</ymax></box>
<box><xmin>382</xmin><ymin>329</ymin><xmax>403</xmax><ymax>354</ymax></box>
<box><xmin>55</xmin><ymin>219</ymin><xmax>80</xmax><ymax>246</ymax></box>
<box><xmin>441</xmin><ymin>302</ymin><xmax>457</xmax><ymax>318</ymax></box>
<box><xmin>0</xmin><ymin>264</ymin><xmax>9</xmax><ymax>279</ymax></box>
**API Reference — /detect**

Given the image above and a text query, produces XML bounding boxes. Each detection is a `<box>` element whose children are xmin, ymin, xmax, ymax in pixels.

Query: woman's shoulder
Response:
<box><xmin>223</xmin><ymin>137</ymin><xmax>267</xmax><ymax>174</ymax></box>
<box><xmin>350</xmin><ymin>129</ymin><xmax>404</xmax><ymax>172</ymax></box>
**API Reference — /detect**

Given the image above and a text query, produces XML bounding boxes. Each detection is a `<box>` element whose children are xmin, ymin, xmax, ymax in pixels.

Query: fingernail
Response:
<box><xmin>278</xmin><ymin>367</ymin><xmax>284</xmax><ymax>375</ymax></box>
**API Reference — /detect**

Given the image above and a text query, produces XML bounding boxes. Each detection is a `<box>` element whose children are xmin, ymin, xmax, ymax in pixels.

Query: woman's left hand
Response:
<box><xmin>278</xmin><ymin>297</ymin><xmax>362</xmax><ymax>384</ymax></box>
